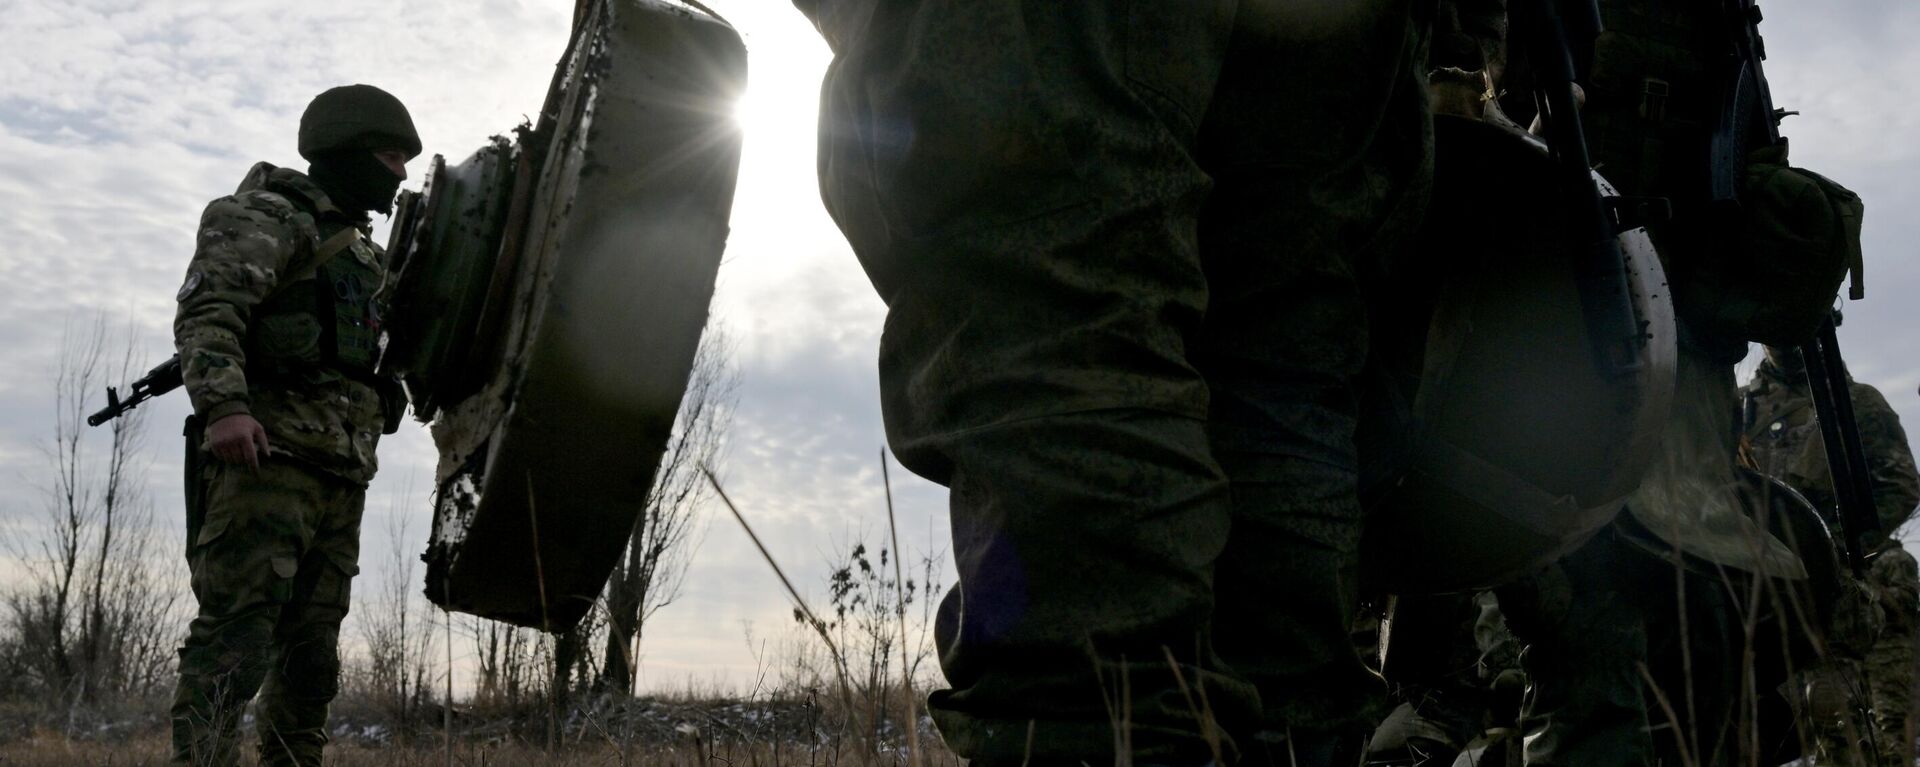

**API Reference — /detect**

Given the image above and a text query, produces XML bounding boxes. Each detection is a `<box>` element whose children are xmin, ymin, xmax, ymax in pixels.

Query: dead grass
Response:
<box><xmin>0</xmin><ymin>731</ymin><xmax>962</xmax><ymax>767</ymax></box>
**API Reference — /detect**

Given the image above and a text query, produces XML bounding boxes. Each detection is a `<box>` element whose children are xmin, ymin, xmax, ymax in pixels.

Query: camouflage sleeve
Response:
<box><xmin>1851</xmin><ymin>382</ymin><xmax>1920</xmax><ymax>538</ymax></box>
<box><xmin>172</xmin><ymin>191</ymin><xmax>303</xmax><ymax>424</ymax></box>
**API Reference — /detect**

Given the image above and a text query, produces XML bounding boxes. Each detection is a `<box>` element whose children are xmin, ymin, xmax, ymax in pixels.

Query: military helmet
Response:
<box><xmin>298</xmin><ymin>84</ymin><xmax>422</xmax><ymax>161</ymax></box>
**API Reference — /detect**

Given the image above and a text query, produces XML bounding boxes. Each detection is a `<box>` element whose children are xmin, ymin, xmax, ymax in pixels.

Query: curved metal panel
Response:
<box><xmin>404</xmin><ymin>0</ymin><xmax>747</xmax><ymax>630</ymax></box>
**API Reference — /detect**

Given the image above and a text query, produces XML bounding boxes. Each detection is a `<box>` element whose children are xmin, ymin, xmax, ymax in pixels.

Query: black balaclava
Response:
<box><xmin>308</xmin><ymin>149</ymin><xmax>402</xmax><ymax>216</ymax></box>
<box><xmin>297</xmin><ymin>84</ymin><xmax>419</xmax><ymax>216</ymax></box>
<box><xmin>1762</xmin><ymin>345</ymin><xmax>1807</xmax><ymax>384</ymax></box>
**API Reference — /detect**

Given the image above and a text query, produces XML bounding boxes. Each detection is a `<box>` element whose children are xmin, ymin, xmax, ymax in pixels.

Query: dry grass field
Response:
<box><xmin>0</xmin><ymin>736</ymin><xmax>963</xmax><ymax>767</ymax></box>
<box><xmin>0</xmin><ymin>691</ymin><xmax>962</xmax><ymax>767</ymax></box>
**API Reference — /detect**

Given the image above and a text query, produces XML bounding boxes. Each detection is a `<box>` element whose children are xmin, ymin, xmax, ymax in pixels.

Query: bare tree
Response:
<box><xmin>547</xmin><ymin>607</ymin><xmax>601</xmax><ymax>748</ymax></box>
<box><xmin>3</xmin><ymin>314</ymin><xmax>180</xmax><ymax>712</ymax></box>
<box><xmin>348</xmin><ymin>489</ymin><xmax>439</xmax><ymax>736</ymax></box>
<box><xmin>597</xmin><ymin>324</ymin><xmax>739</xmax><ymax>694</ymax></box>
<box><xmin>472</xmin><ymin>616</ymin><xmax>539</xmax><ymax>713</ymax></box>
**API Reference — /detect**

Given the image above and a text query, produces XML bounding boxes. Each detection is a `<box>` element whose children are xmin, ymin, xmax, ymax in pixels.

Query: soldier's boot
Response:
<box><xmin>256</xmin><ymin>616</ymin><xmax>345</xmax><ymax>766</ymax></box>
<box><xmin>169</xmin><ymin>615</ymin><xmax>276</xmax><ymax>766</ymax></box>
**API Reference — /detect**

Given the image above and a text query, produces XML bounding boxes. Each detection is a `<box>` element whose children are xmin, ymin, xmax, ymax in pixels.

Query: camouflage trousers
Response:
<box><xmin>169</xmin><ymin>456</ymin><xmax>364</xmax><ymax>767</ymax></box>
<box><xmin>1803</xmin><ymin>545</ymin><xmax>1920</xmax><ymax>766</ymax></box>
<box><xmin>809</xmin><ymin>0</ymin><xmax>1432</xmax><ymax>763</ymax></box>
<box><xmin>1866</xmin><ymin>546</ymin><xmax>1919</xmax><ymax>766</ymax></box>
<box><xmin>1494</xmin><ymin>527</ymin><xmax>1745</xmax><ymax>767</ymax></box>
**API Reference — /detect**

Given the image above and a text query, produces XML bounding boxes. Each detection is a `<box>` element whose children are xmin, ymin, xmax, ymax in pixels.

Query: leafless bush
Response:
<box><xmin>730</xmin><ymin>520</ymin><xmax>945</xmax><ymax>766</ymax></box>
<box><xmin>340</xmin><ymin>497</ymin><xmax>440</xmax><ymax>740</ymax></box>
<box><xmin>471</xmin><ymin>617</ymin><xmax>544</xmax><ymax>716</ymax></box>
<box><xmin>1</xmin><ymin>315</ymin><xmax>181</xmax><ymax>718</ymax></box>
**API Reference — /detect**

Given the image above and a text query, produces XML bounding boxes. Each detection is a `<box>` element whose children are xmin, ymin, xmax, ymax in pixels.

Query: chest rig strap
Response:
<box><xmin>267</xmin><ymin>226</ymin><xmax>362</xmax><ymax>304</ymax></box>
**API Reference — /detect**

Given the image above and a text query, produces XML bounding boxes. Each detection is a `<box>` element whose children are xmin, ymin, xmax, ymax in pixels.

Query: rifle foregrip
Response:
<box><xmin>87</xmin><ymin>354</ymin><xmax>183</xmax><ymax>427</ymax></box>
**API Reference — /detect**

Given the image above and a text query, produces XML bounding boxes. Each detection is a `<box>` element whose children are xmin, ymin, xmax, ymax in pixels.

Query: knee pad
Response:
<box><xmin>278</xmin><ymin>624</ymin><xmax>343</xmax><ymax>701</ymax></box>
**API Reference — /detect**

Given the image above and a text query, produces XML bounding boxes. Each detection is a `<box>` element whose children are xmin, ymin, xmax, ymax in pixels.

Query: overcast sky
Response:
<box><xmin>0</xmin><ymin>0</ymin><xmax>1915</xmax><ymax>693</ymax></box>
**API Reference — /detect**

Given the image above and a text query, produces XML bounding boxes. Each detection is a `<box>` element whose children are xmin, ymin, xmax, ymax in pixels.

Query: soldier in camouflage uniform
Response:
<box><xmin>1745</xmin><ymin>347</ymin><xmax>1920</xmax><ymax>766</ymax></box>
<box><xmin>795</xmin><ymin>1</ymin><xmax>1433</xmax><ymax>764</ymax></box>
<box><xmin>167</xmin><ymin>84</ymin><xmax>419</xmax><ymax>767</ymax></box>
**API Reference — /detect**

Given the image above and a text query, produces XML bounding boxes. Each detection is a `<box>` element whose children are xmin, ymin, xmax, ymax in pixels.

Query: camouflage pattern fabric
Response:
<box><xmin>1745</xmin><ymin>361</ymin><xmax>1920</xmax><ymax>765</ymax></box>
<box><xmin>1380</xmin><ymin>562</ymin><xmax>1752</xmax><ymax>767</ymax></box>
<box><xmin>1865</xmin><ymin>546</ymin><xmax>1918</xmax><ymax>766</ymax></box>
<box><xmin>1743</xmin><ymin>360</ymin><xmax>1920</xmax><ymax>545</ymax></box>
<box><xmin>1477</xmin><ymin>308</ymin><xmax>1783</xmax><ymax>767</ymax></box>
<box><xmin>1494</xmin><ymin>526</ymin><xmax>1745</xmax><ymax>767</ymax></box>
<box><xmin>173</xmin><ymin>162</ymin><xmax>389</xmax><ymax>486</ymax></box>
<box><xmin>169</xmin><ymin>162</ymin><xmax>387</xmax><ymax>766</ymax></box>
<box><xmin>1794</xmin><ymin>549</ymin><xmax>1919</xmax><ymax>767</ymax></box>
<box><xmin>801</xmin><ymin>0</ymin><xmax>1433</xmax><ymax>763</ymax></box>
<box><xmin>169</xmin><ymin>458</ymin><xmax>364</xmax><ymax>767</ymax></box>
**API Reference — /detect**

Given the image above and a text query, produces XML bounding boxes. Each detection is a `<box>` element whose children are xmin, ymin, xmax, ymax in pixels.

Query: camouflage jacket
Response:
<box><xmin>173</xmin><ymin>162</ymin><xmax>390</xmax><ymax>486</ymax></box>
<box><xmin>1743</xmin><ymin>360</ymin><xmax>1920</xmax><ymax>549</ymax></box>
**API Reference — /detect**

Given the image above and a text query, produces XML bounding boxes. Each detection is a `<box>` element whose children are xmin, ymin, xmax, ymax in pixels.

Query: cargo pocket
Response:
<box><xmin>191</xmin><ymin>462</ymin><xmax>236</xmax><ymax>550</ymax></box>
<box><xmin>193</xmin><ymin>504</ymin><xmax>232</xmax><ymax>549</ymax></box>
<box><xmin>314</xmin><ymin>557</ymin><xmax>361</xmax><ymax>610</ymax></box>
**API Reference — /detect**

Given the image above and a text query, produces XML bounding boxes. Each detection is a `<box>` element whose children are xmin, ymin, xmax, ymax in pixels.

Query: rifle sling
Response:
<box><xmin>265</xmin><ymin>226</ymin><xmax>362</xmax><ymax>304</ymax></box>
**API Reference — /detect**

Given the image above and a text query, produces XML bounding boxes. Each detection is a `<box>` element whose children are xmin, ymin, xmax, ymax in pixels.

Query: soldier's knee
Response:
<box><xmin>183</xmin><ymin>609</ymin><xmax>278</xmax><ymax>675</ymax></box>
<box><xmin>279</xmin><ymin>623</ymin><xmax>343</xmax><ymax>700</ymax></box>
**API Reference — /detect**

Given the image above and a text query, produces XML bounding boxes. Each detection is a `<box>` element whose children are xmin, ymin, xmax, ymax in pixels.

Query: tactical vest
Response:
<box><xmin>1580</xmin><ymin>1</ymin><xmax>1862</xmax><ymax>350</ymax></box>
<box><xmin>247</xmin><ymin>214</ymin><xmax>386</xmax><ymax>381</ymax></box>
<box><xmin>1580</xmin><ymin>2</ymin><xmax>1720</xmax><ymax>204</ymax></box>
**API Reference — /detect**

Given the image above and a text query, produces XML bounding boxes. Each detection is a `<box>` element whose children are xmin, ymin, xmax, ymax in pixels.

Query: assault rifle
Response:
<box><xmin>87</xmin><ymin>354</ymin><xmax>183</xmax><ymax>427</ymax></box>
<box><xmin>1712</xmin><ymin>0</ymin><xmax>1879</xmax><ymax>573</ymax></box>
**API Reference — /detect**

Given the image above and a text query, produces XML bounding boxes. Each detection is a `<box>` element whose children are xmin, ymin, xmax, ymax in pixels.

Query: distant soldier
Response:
<box><xmin>167</xmin><ymin>84</ymin><xmax>418</xmax><ymax>767</ymax></box>
<box><xmin>1745</xmin><ymin>346</ymin><xmax>1920</xmax><ymax>766</ymax></box>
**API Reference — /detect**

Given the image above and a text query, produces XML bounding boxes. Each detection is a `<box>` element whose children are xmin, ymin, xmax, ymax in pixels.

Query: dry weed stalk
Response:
<box><xmin>702</xmin><ymin>463</ymin><xmax>861</xmax><ymax>740</ymax></box>
<box><xmin>882</xmin><ymin>449</ymin><xmax>924</xmax><ymax>767</ymax></box>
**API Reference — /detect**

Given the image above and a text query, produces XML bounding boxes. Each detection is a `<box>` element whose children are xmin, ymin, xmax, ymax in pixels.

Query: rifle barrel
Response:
<box><xmin>86</xmin><ymin>354</ymin><xmax>183</xmax><ymax>428</ymax></box>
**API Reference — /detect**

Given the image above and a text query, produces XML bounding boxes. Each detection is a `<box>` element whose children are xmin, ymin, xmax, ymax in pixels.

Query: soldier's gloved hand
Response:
<box><xmin>208</xmin><ymin>414</ymin><xmax>272</xmax><ymax>469</ymax></box>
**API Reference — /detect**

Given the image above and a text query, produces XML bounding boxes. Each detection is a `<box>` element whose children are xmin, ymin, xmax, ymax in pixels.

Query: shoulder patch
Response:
<box><xmin>176</xmin><ymin>271</ymin><xmax>204</xmax><ymax>302</ymax></box>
